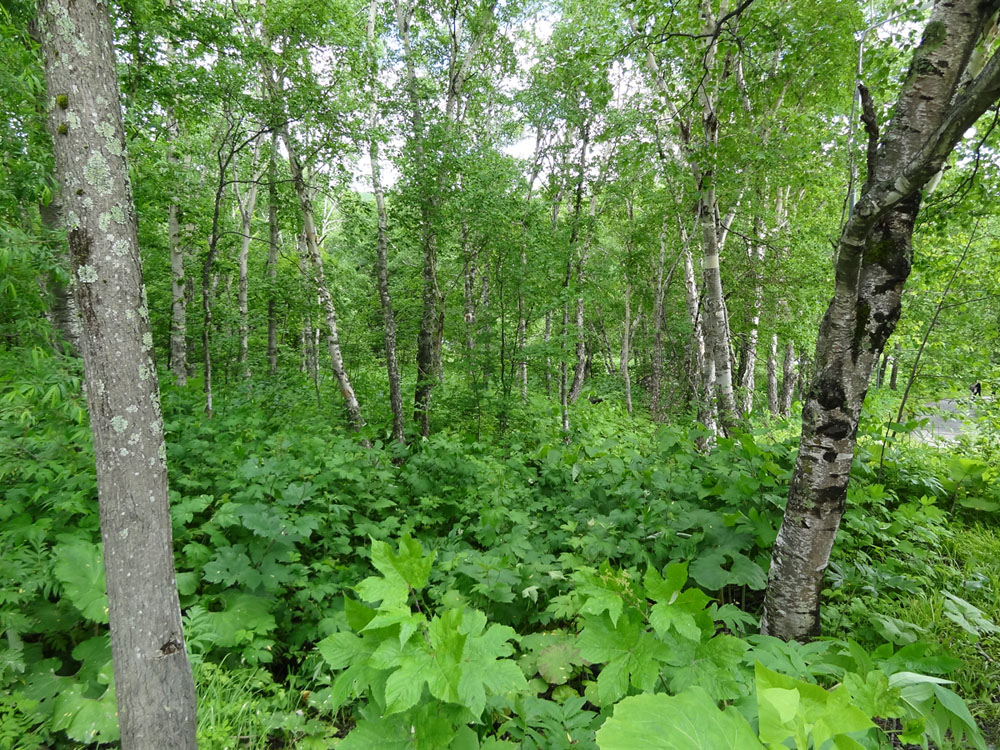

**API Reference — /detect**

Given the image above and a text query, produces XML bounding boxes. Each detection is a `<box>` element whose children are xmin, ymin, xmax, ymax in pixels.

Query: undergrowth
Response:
<box><xmin>1</xmin><ymin>354</ymin><xmax>997</xmax><ymax>748</ymax></box>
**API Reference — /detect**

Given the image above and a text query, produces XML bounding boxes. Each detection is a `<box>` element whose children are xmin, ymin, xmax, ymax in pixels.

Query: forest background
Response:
<box><xmin>2</xmin><ymin>0</ymin><xmax>1000</xmax><ymax>747</ymax></box>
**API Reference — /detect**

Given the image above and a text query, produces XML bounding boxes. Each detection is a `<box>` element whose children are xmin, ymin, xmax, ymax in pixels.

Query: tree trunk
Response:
<box><xmin>763</xmin><ymin>1</ymin><xmax>1000</xmax><ymax>640</ymax></box>
<box><xmin>739</xmin><ymin>220</ymin><xmax>765</xmax><ymax>415</ymax></box>
<box><xmin>780</xmin><ymin>341</ymin><xmax>796</xmax><ymax>416</ymax></box>
<box><xmin>544</xmin><ymin>310</ymin><xmax>552</xmax><ymax>396</ymax></box>
<box><xmin>517</xmin><ymin>245</ymin><xmax>528</xmax><ymax>401</ymax></box>
<box><xmin>166</xmin><ymin>122</ymin><xmax>187</xmax><ymax>384</ymax></box>
<box><xmin>370</xmin><ymin>141</ymin><xmax>405</xmax><ymax>443</ymax></box>
<box><xmin>38</xmin><ymin>0</ymin><xmax>197</xmax><ymax>745</ymax></box>
<box><xmin>396</xmin><ymin>0</ymin><xmax>496</xmax><ymax>436</ymax></box>
<box><xmin>283</xmin><ymin>133</ymin><xmax>365</xmax><ymax>431</ymax></box>
<box><xmin>699</xmin><ymin>193</ymin><xmax>738</xmax><ymax>431</ymax></box>
<box><xmin>568</xmin><ymin>194</ymin><xmax>596</xmax><ymax>403</ymax></box>
<box><xmin>888</xmin><ymin>342</ymin><xmax>901</xmax><ymax>390</ymax></box>
<box><xmin>38</xmin><ymin>195</ymin><xmax>80</xmax><ymax>353</ymax></box>
<box><xmin>875</xmin><ymin>351</ymin><xmax>888</xmax><ymax>387</ymax></box>
<box><xmin>683</xmin><ymin>245</ymin><xmax>715</xmax><ymax>437</ymax></box>
<box><xmin>266</xmin><ymin>136</ymin><xmax>279</xmax><ymax>375</ymax></box>
<box><xmin>649</xmin><ymin>217</ymin><xmax>671</xmax><ymax>419</ymax></box>
<box><xmin>234</xmin><ymin>137</ymin><xmax>263</xmax><ymax>378</ymax></box>
<box><xmin>767</xmin><ymin>334</ymin><xmax>779</xmax><ymax>415</ymax></box>
<box><xmin>298</xmin><ymin>235</ymin><xmax>312</xmax><ymax>375</ymax></box>
<box><xmin>621</xmin><ymin>279</ymin><xmax>633</xmax><ymax>414</ymax></box>
<box><xmin>463</xmin><ymin>232</ymin><xmax>478</xmax><ymax>352</ymax></box>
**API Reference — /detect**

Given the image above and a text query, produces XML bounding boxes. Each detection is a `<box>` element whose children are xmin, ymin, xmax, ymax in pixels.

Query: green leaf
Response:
<box><xmin>206</xmin><ymin>592</ymin><xmax>276</xmax><ymax>647</ymax></box>
<box><xmin>337</xmin><ymin>712</ymin><xmax>415</xmax><ymax>750</ymax></box>
<box><xmin>53</xmin><ymin>541</ymin><xmax>108</xmax><ymax>623</ymax></box>
<box><xmin>371</xmin><ymin>534</ymin><xmax>435</xmax><ymax>591</ymax></box>
<box><xmin>344</xmin><ymin>596</ymin><xmax>377</xmax><ymax>630</ymax></box>
<box><xmin>931</xmin><ymin>684</ymin><xmax>987</xmax><ymax>750</ymax></box>
<box><xmin>317</xmin><ymin>632</ymin><xmax>368</xmax><ymax>670</ymax></box>
<box><xmin>649</xmin><ymin>602</ymin><xmax>702</xmax><ymax>641</ymax></box>
<box><xmin>755</xmin><ymin>663</ymin><xmax>873</xmax><ymax>749</ymax></box>
<box><xmin>384</xmin><ymin>658</ymin><xmax>425</xmax><ymax>714</ymax></box>
<box><xmin>595</xmin><ymin>688</ymin><xmax>764</xmax><ymax>750</ymax></box>
<box><xmin>843</xmin><ymin>670</ymin><xmax>901</xmax><ymax>718</ymax></box>
<box><xmin>536</xmin><ymin>640</ymin><xmax>584</xmax><ymax>685</ymax></box>
<box><xmin>596</xmin><ymin>654</ymin><xmax>630</xmax><ymax>706</ymax></box>
<box><xmin>689</xmin><ymin>550</ymin><xmax>731</xmax><ymax>590</ymax></box>
<box><xmin>50</xmin><ymin>682</ymin><xmax>119</xmax><ymax>744</ymax></box>
<box><xmin>644</xmin><ymin>561</ymin><xmax>688</xmax><ymax>603</ymax></box>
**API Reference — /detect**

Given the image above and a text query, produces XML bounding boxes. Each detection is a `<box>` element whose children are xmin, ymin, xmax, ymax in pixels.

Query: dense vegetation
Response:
<box><xmin>2</xmin><ymin>360</ymin><xmax>1000</xmax><ymax>748</ymax></box>
<box><xmin>2</xmin><ymin>0</ymin><xmax>999</xmax><ymax>747</ymax></box>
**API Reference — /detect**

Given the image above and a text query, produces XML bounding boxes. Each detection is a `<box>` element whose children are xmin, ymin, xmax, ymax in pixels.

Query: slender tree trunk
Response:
<box><xmin>517</xmin><ymin>246</ymin><xmax>528</xmax><ymax>400</ymax></box>
<box><xmin>370</xmin><ymin>142</ymin><xmax>405</xmax><ymax>443</ymax></box>
<box><xmin>234</xmin><ymin>137</ymin><xmax>262</xmax><ymax>378</ymax></box>
<box><xmin>780</xmin><ymin>341</ymin><xmax>797</xmax><ymax>416</ymax></box>
<box><xmin>763</xmin><ymin>1</ymin><xmax>1000</xmax><ymax>640</ymax></box>
<box><xmin>875</xmin><ymin>351</ymin><xmax>888</xmax><ymax>387</ymax></box>
<box><xmin>560</xmin><ymin>304</ymin><xmax>570</xmax><ymax>438</ymax></box>
<box><xmin>622</xmin><ymin>279</ymin><xmax>633</xmax><ymax>414</ymax></box>
<box><xmin>166</xmin><ymin>123</ymin><xmax>187</xmax><ymax>384</ymax></box>
<box><xmin>283</xmin><ymin>133</ymin><xmax>365</xmax><ymax>431</ymax></box>
<box><xmin>38</xmin><ymin>1</ymin><xmax>197</xmax><ymax>745</ymax></box>
<box><xmin>650</xmin><ymin>218</ymin><xmax>669</xmax><ymax>419</ymax></box>
<box><xmin>266</xmin><ymin>136</ymin><xmax>279</xmax><ymax>374</ymax></box>
<box><xmin>544</xmin><ymin>310</ymin><xmax>552</xmax><ymax>396</ymax></box>
<box><xmin>739</xmin><ymin>223</ymin><xmax>765</xmax><ymax>415</ymax></box>
<box><xmin>396</xmin><ymin>0</ymin><xmax>496</xmax><ymax>436</ymax></box>
<box><xmin>767</xmin><ymin>334</ymin><xmax>779</xmax><ymax>415</ymax></box>
<box><xmin>363</xmin><ymin>4</ymin><xmax>404</xmax><ymax>440</ymax></box>
<box><xmin>463</xmin><ymin>232</ymin><xmax>478</xmax><ymax>352</ymax></box>
<box><xmin>298</xmin><ymin>236</ymin><xmax>311</xmax><ymax>375</ymax></box>
<box><xmin>568</xmin><ymin>194</ymin><xmax>596</xmax><ymax>403</ymax></box>
<box><xmin>683</xmin><ymin>245</ymin><xmax>715</xmax><ymax>437</ymax></box>
<box><xmin>888</xmin><ymin>343</ymin><xmax>901</xmax><ymax>390</ymax></box>
<box><xmin>699</xmin><ymin>190</ymin><xmax>738</xmax><ymax>431</ymax></box>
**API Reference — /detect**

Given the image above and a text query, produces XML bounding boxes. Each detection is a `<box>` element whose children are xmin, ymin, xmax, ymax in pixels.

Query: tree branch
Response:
<box><xmin>858</xmin><ymin>83</ymin><xmax>879</xmax><ymax>196</ymax></box>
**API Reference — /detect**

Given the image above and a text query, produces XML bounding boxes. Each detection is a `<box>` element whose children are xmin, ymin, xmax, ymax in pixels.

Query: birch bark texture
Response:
<box><xmin>37</xmin><ymin>0</ymin><xmax>197</xmax><ymax>746</ymax></box>
<box><xmin>763</xmin><ymin>0</ymin><xmax>1000</xmax><ymax>640</ymax></box>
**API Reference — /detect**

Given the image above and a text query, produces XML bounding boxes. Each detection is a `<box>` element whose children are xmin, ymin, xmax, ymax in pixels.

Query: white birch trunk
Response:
<box><xmin>234</xmin><ymin>137</ymin><xmax>263</xmax><ymax>378</ymax></box>
<box><xmin>767</xmin><ymin>334</ymin><xmax>779</xmax><ymax>415</ymax></box>
<box><xmin>282</xmin><ymin>133</ymin><xmax>365</xmax><ymax>431</ymax></box>
<box><xmin>780</xmin><ymin>341</ymin><xmax>797</xmax><ymax>416</ymax></box>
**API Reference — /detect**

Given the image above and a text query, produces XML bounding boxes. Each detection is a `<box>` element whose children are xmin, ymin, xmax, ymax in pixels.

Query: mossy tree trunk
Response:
<box><xmin>37</xmin><ymin>0</ymin><xmax>197</xmax><ymax>745</ymax></box>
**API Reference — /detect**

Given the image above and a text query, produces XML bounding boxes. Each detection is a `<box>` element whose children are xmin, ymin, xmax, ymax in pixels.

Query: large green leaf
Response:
<box><xmin>595</xmin><ymin>688</ymin><xmax>764</xmax><ymax>750</ymax></box>
<box><xmin>53</xmin><ymin>541</ymin><xmax>108</xmax><ymax>623</ymax></box>
<box><xmin>755</xmin><ymin>662</ymin><xmax>873</xmax><ymax>749</ymax></box>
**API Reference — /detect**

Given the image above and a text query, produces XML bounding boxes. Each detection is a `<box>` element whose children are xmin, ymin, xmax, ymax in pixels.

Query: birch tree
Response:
<box><xmin>37</xmin><ymin>0</ymin><xmax>197</xmax><ymax>745</ymax></box>
<box><xmin>763</xmin><ymin>0</ymin><xmax>1000</xmax><ymax>640</ymax></box>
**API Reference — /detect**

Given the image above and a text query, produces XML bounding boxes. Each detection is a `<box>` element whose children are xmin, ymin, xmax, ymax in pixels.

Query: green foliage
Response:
<box><xmin>596</xmin><ymin>688</ymin><xmax>763</xmax><ymax>750</ymax></box>
<box><xmin>4</xmin><ymin>361</ymin><xmax>995</xmax><ymax>747</ymax></box>
<box><xmin>316</xmin><ymin>535</ymin><xmax>527</xmax><ymax>747</ymax></box>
